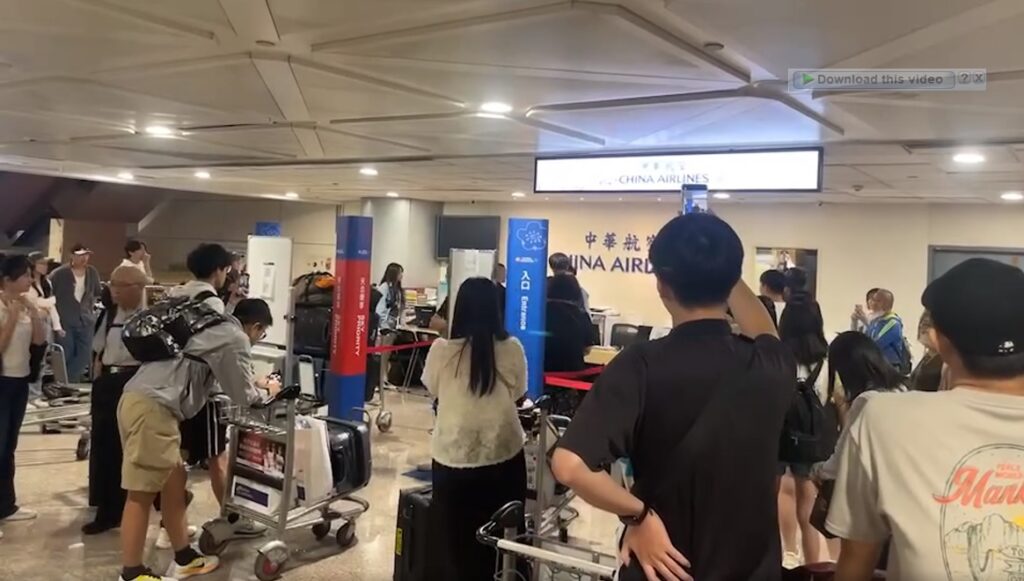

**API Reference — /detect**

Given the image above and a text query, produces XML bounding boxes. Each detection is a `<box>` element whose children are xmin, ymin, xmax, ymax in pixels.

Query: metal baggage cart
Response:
<box><xmin>479</xmin><ymin>501</ymin><xmax>617</xmax><ymax>581</ymax></box>
<box><xmin>198</xmin><ymin>386</ymin><xmax>370</xmax><ymax>581</ymax></box>
<box><xmin>521</xmin><ymin>396</ymin><xmax>579</xmax><ymax>541</ymax></box>
<box><xmin>21</xmin><ymin>343</ymin><xmax>92</xmax><ymax>460</ymax></box>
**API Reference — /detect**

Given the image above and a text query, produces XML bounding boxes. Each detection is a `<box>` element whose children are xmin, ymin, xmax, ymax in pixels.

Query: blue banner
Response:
<box><xmin>254</xmin><ymin>221</ymin><xmax>282</xmax><ymax>236</ymax></box>
<box><xmin>505</xmin><ymin>218</ymin><xmax>549</xmax><ymax>399</ymax></box>
<box><xmin>327</xmin><ymin>216</ymin><xmax>373</xmax><ymax>421</ymax></box>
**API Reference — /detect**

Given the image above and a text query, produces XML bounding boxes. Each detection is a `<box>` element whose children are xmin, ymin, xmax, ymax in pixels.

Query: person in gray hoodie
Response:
<box><xmin>49</xmin><ymin>243</ymin><xmax>102</xmax><ymax>381</ymax></box>
<box><xmin>116</xmin><ymin>297</ymin><xmax>274</xmax><ymax>581</ymax></box>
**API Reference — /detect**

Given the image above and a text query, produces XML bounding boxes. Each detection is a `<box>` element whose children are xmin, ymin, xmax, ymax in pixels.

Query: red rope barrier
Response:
<box><xmin>545</xmin><ymin>366</ymin><xmax>604</xmax><ymax>379</ymax></box>
<box><xmin>544</xmin><ymin>375</ymin><xmax>593</xmax><ymax>391</ymax></box>
<box><xmin>367</xmin><ymin>340</ymin><xmax>436</xmax><ymax>354</ymax></box>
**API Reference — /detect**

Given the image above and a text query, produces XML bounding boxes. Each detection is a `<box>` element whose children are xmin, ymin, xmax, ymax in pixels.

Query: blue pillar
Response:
<box><xmin>505</xmin><ymin>218</ymin><xmax>549</xmax><ymax>399</ymax></box>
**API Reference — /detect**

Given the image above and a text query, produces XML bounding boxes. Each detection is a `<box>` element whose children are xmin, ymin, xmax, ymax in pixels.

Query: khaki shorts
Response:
<box><xmin>118</xmin><ymin>392</ymin><xmax>182</xmax><ymax>493</ymax></box>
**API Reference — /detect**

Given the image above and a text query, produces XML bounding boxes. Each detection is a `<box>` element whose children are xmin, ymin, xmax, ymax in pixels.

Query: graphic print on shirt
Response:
<box><xmin>936</xmin><ymin>444</ymin><xmax>1024</xmax><ymax>581</ymax></box>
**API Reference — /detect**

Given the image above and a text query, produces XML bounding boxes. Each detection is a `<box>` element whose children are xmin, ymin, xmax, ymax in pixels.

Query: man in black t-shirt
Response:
<box><xmin>552</xmin><ymin>214</ymin><xmax>794</xmax><ymax>581</ymax></box>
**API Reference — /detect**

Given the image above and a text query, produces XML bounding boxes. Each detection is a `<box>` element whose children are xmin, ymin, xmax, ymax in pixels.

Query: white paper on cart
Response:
<box><xmin>293</xmin><ymin>416</ymin><xmax>333</xmax><ymax>506</ymax></box>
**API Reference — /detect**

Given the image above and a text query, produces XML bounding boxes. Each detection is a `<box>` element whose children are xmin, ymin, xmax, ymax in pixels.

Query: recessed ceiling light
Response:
<box><xmin>359</xmin><ymin>167</ymin><xmax>378</xmax><ymax>177</ymax></box>
<box><xmin>617</xmin><ymin>197</ymin><xmax>623</xmax><ymax>201</ymax></box>
<box><xmin>144</xmin><ymin>125</ymin><xmax>175</xmax><ymax>137</ymax></box>
<box><xmin>194</xmin><ymin>170</ymin><xmax>211</xmax><ymax>179</ymax></box>
<box><xmin>285</xmin><ymin>192</ymin><xmax>299</xmax><ymax>199</ymax></box>
<box><xmin>713</xmin><ymin>192</ymin><xmax>731</xmax><ymax>200</ymax></box>
<box><xmin>480</xmin><ymin>102</ymin><xmax>513</xmax><ymax>114</ymax></box>
<box><xmin>511</xmin><ymin>191</ymin><xmax>526</xmax><ymax>198</ymax></box>
<box><xmin>117</xmin><ymin>171</ymin><xmax>134</xmax><ymax>180</ymax></box>
<box><xmin>953</xmin><ymin>151</ymin><xmax>985</xmax><ymax>164</ymax></box>
<box><xmin>544</xmin><ymin>197</ymin><xmax>549</xmax><ymax>201</ymax></box>
<box><xmin>1001</xmin><ymin>191</ymin><xmax>1024</xmax><ymax>201</ymax></box>
<box><xmin>386</xmin><ymin>191</ymin><xmax>399</xmax><ymax>198</ymax></box>
<box><xmin>656</xmin><ymin>197</ymin><xmax>662</xmax><ymax>202</ymax></box>
<box><xmin>579</xmin><ymin>197</ymin><xmax>585</xmax><ymax>201</ymax></box>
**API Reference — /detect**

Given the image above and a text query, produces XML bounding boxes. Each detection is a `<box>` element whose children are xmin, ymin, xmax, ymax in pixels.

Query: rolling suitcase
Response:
<box><xmin>394</xmin><ymin>485</ymin><xmax>432</xmax><ymax>581</ymax></box>
<box><xmin>322</xmin><ymin>418</ymin><xmax>372</xmax><ymax>494</ymax></box>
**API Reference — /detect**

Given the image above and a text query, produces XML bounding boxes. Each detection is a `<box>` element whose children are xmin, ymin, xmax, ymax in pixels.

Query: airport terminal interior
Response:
<box><xmin>3</xmin><ymin>0</ymin><xmax>1024</xmax><ymax>580</ymax></box>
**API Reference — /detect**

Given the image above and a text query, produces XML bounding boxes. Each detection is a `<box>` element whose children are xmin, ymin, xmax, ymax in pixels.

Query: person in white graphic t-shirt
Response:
<box><xmin>829</xmin><ymin>258</ymin><xmax>1024</xmax><ymax>581</ymax></box>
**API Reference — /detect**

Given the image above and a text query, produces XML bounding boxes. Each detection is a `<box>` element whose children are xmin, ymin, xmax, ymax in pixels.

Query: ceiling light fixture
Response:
<box><xmin>144</xmin><ymin>125</ymin><xmax>175</xmax><ymax>137</ymax></box>
<box><xmin>359</xmin><ymin>167</ymin><xmax>378</xmax><ymax>177</ymax></box>
<box><xmin>117</xmin><ymin>171</ymin><xmax>134</xmax><ymax>180</ymax></box>
<box><xmin>285</xmin><ymin>192</ymin><xmax>299</xmax><ymax>199</ymax></box>
<box><xmin>656</xmin><ymin>197</ymin><xmax>662</xmax><ymax>202</ymax></box>
<box><xmin>1001</xmin><ymin>191</ymin><xmax>1024</xmax><ymax>201</ymax></box>
<box><xmin>386</xmin><ymin>191</ymin><xmax>399</xmax><ymax>198</ymax></box>
<box><xmin>194</xmin><ymin>170</ymin><xmax>211</xmax><ymax>179</ymax></box>
<box><xmin>579</xmin><ymin>197</ymin><xmax>585</xmax><ymax>201</ymax></box>
<box><xmin>953</xmin><ymin>151</ymin><xmax>985</xmax><ymax>164</ymax></box>
<box><xmin>480</xmin><ymin>102</ymin><xmax>513</xmax><ymax>114</ymax></box>
<box><xmin>713</xmin><ymin>192</ymin><xmax>731</xmax><ymax>200</ymax></box>
<box><xmin>511</xmin><ymin>192</ymin><xmax>526</xmax><ymax>198</ymax></box>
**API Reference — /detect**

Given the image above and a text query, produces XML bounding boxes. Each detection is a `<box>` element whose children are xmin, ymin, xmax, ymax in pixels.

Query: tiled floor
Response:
<box><xmin>0</xmin><ymin>392</ymin><xmax>617</xmax><ymax>580</ymax></box>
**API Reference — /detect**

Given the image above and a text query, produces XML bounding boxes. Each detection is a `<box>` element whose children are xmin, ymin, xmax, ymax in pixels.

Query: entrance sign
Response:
<box><xmin>534</xmin><ymin>148</ymin><xmax>822</xmax><ymax>193</ymax></box>
<box><xmin>327</xmin><ymin>216</ymin><xmax>373</xmax><ymax>420</ymax></box>
<box><xmin>505</xmin><ymin>218</ymin><xmax>548</xmax><ymax>399</ymax></box>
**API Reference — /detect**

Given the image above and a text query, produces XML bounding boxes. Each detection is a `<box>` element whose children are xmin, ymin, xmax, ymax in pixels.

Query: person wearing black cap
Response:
<box><xmin>49</xmin><ymin>244</ymin><xmax>103</xmax><ymax>382</ymax></box>
<box><xmin>827</xmin><ymin>258</ymin><xmax>1024</xmax><ymax>580</ymax></box>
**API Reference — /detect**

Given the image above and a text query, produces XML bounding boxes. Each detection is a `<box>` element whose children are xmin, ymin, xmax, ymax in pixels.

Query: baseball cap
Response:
<box><xmin>71</xmin><ymin>244</ymin><xmax>92</xmax><ymax>256</ymax></box>
<box><xmin>922</xmin><ymin>258</ymin><xmax>1024</xmax><ymax>356</ymax></box>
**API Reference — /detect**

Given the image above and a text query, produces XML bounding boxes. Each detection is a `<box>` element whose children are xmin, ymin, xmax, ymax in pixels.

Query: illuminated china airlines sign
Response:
<box><xmin>534</xmin><ymin>148</ymin><xmax>822</xmax><ymax>193</ymax></box>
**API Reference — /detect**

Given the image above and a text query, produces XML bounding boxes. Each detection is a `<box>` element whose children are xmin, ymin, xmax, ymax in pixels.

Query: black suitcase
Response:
<box><xmin>322</xmin><ymin>418</ymin><xmax>372</xmax><ymax>494</ymax></box>
<box><xmin>394</xmin><ymin>485</ymin><xmax>432</xmax><ymax>581</ymax></box>
<box><xmin>293</xmin><ymin>304</ymin><xmax>332</xmax><ymax>357</ymax></box>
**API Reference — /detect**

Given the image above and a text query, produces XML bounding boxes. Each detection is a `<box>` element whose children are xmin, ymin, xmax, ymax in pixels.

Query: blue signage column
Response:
<box><xmin>505</xmin><ymin>218</ymin><xmax>549</xmax><ymax>399</ymax></box>
<box><xmin>327</xmin><ymin>216</ymin><xmax>373</xmax><ymax>420</ymax></box>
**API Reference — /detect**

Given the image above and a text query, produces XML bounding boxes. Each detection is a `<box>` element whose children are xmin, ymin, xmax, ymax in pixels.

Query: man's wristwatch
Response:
<box><xmin>619</xmin><ymin>502</ymin><xmax>651</xmax><ymax>527</ymax></box>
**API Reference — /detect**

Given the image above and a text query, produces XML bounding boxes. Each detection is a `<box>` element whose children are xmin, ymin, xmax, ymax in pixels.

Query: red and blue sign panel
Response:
<box><xmin>505</xmin><ymin>218</ymin><xmax>548</xmax><ymax>399</ymax></box>
<box><xmin>328</xmin><ymin>216</ymin><xmax>372</xmax><ymax>420</ymax></box>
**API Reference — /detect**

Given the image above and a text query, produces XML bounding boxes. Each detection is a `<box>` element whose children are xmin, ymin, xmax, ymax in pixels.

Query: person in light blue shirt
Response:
<box><xmin>375</xmin><ymin>262</ymin><xmax>405</xmax><ymax>330</ymax></box>
<box><xmin>864</xmin><ymin>289</ymin><xmax>908</xmax><ymax>372</ymax></box>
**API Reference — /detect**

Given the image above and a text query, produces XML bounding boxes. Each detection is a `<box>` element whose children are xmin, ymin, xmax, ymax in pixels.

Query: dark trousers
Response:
<box><xmin>432</xmin><ymin>451</ymin><xmax>527</xmax><ymax>580</ymax></box>
<box><xmin>88</xmin><ymin>369</ymin><xmax>133</xmax><ymax>522</ymax></box>
<box><xmin>0</xmin><ymin>376</ymin><xmax>30</xmax><ymax>519</ymax></box>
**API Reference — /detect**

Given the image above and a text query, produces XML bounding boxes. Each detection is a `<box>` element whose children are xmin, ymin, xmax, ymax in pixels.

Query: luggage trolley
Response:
<box><xmin>198</xmin><ymin>386</ymin><xmax>370</xmax><ymax>581</ymax></box>
<box><xmin>521</xmin><ymin>396</ymin><xmax>579</xmax><ymax>541</ymax></box>
<box><xmin>21</xmin><ymin>343</ymin><xmax>92</xmax><ymax>460</ymax></box>
<box><xmin>478</xmin><ymin>501</ymin><xmax>617</xmax><ymax>581</ymax></box>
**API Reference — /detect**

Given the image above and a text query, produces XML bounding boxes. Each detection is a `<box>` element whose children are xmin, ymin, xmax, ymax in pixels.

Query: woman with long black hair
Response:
<box><xmin>0</xmin><ymin>255</ymin><xmax>46</xmax><ymax>525</ymax></box>
<box><xmin>812</xmin><ymin>331</ymin><xmax>906</xmax><ymax>481</ymax></box>
<box><xmin>423</xmin><ymin>277</ymin><xmax>528</xmax><ymax>579</ymax></box>
<box><xmin>375</xmin><ymin>262</ymin><xmax>404</xmax><ymax>330</ymax></box>
<box><xmin>777</xmin><ymin>293</ymin><xmax>829</xmax><ymax>565</ymax></box>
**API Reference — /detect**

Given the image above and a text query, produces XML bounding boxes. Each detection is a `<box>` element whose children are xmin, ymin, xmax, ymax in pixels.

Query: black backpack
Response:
<box><xmin>122</xmin><ymin>291</ymin><xmax>225</xmax><ymax>362</ymax></box>
<box><xmin>779</xmin><ymin>361</ymin><xmax>833</xmax><ymax>464</ymax></box>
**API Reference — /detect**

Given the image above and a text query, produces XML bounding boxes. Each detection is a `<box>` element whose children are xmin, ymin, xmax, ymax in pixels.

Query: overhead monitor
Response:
<box><xmin>436</xmin><ymin>215</ymin><xmax>500</xmax><ymax>260</ymax></box>
<box><xmin>533</xmin><ymin>147</ymin><xmax>823</xmax><ymax>193</ymax></box>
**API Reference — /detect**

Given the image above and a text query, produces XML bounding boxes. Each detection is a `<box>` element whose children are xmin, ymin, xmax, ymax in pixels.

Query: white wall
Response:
<box><xmin>360</xmin><ymin>198</ymin><xmax>442</xmax><ymax>288</ymax></box>
<box><xmin>138</xmin><ymin>198</ymin><xmax>338</xmax><ymax>279</ymax></box>
<box><xmin>443</xmin><ymin>201</ymin><xmax>1024</xmax><ymax>345</ymax></box>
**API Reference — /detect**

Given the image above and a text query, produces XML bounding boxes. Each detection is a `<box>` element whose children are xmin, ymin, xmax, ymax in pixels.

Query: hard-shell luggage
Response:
<box><xmin>322</xmin><ymin>418</ymin><xmax>372</xmax><ymax>494</ymax></box>
<box><xmin>293</xmin><ymin>304</ymin><xmax>332</xmax><ymax>357</ymax></box>
<box><xmin>393</xmin><ymin>485</ymin><xmax>433</xmax><ymax>581</ymax></box>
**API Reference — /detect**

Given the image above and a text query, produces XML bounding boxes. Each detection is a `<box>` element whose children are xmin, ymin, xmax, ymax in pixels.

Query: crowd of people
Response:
<box><xmin>0</xmin><ymin>240</ymin><xmax>280</xmax><ymax>580</ymax></box>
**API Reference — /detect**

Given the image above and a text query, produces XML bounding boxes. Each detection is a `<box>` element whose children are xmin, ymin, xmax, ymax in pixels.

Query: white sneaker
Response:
<box><xmin>231</xmin><ymin>516</ymin><xmax>267</xmax><ymax>538</ymax></box>
<box><xmin>2</xmin><ymin>508</ymin><xmax>37</xmax><ymax>522</ymax></box>
<box><xmin>165</xmin><ymin>552</ymin><xmax>219</xmax><ymax>578</ymax></box>
<box><xmin>155</xmin><ymin>525</ymin><xmax>198</xmax><ymax>550</ymax></box>
<box><xmin>782</xmin><ymin>550</ymin><xmax>802</xmax><ymax>569</ymax></box>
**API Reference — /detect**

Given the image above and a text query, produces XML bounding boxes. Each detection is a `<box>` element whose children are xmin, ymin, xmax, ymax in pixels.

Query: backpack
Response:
<box><xmin>292</xmin><ymin>271</ymin><xmax>335</xmax><ymax>307</ymax></box>
<box><xmin>779</xmin><ymin>361</ymin><xmax>832</xmax><ymax>464</ymax></box>
<box><xmin>877</xmin><ymin>315</ymin><xmax>913</xmax><ymax>375</ymax></box>
<box><xmin>122</xmin><ymin>291</ymin><xmax>225</xmax><ymax>362</ymax></box>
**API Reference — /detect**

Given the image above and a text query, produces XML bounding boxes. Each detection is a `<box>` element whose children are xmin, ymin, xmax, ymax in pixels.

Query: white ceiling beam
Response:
<box><xmin>57</xmin><ymin>0</ymin><xmax>216</xmax><ymax>41</ymax></box>
<box><xmin>217</xmin><ymin>0</ymin><xmax>280</xmax><ymax>44</ymax></box>
<box><xmin>250</xmin><ymin>55</ymin><xmax>323</xmax><ymax>157</ymax></box>
<box><xmin>830</xmin><ymin>0</ymin><xmax>1024</xmax><ymax>69</ymax></box>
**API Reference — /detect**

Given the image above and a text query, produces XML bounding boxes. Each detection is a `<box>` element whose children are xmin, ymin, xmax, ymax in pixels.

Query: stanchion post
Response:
<box><xmin>327</xmin><ymin>216</ymin><xmax>373</xmax><ymax>420</ymax></box>
<box><xmin>505</xmin><ymin>218</ymin><xmax>549</xmax><ymax>400</ymax></box>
